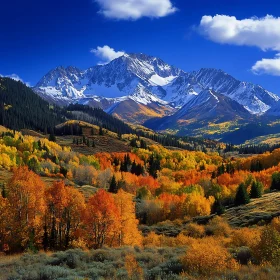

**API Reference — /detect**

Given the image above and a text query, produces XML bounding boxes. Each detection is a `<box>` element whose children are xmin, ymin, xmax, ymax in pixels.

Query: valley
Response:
<box><xmin>1</xmin><ymin>77</ymin><xmax>280</xmax><ymax>279</ymax></box>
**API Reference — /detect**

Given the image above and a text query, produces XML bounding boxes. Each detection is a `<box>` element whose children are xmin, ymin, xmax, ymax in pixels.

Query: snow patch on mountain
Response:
<box><xmin>149</xmin><ymin>74</ymin><xmax>177</xmax><ymax>86</ymax></box>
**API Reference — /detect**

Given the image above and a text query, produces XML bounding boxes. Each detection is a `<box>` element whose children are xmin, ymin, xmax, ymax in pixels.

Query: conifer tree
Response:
<box><xmin>136</xmin><ymin>164</ymin><xmax>144</xmax><ymax>176</ymax></box>
<box><xmin>131</xmin><ymin>160</ymin><xmax>137</xmax><ymax>174</ymax></box>
<box><xmin>235</xmin><ymin>183</ymin><xmax>250</xmax><ymax>206</ymax></box>
<box><xmin>250</xmin><ymin>180</ymin><xmax>263</xmax><ymax>198</ymax></box>
<box><xmin>212</xmin><ymin>199</ymin><xmax>225</xmax><ymax>215</ymax></box>
<box><xmin>271</xmin><ymin>172</ymin><xmax>280</xmax><ymax>191</ymax></box>
<box><xmin>130</xmin><ymin>138</ymin><xmax>138</xmax><ymax>148</ymax></box>
<box><xmin>148</xmin><ymin>154</ymin><xmax>161</xmax><ymax>178</ymax></box>
<box><xmin>109</xmin><ymin>175</ymin><xmax>118</xmax><ymax>193</ymax></box>
<box><xmin>48</xmin><ymin>131</ymin><xmax>56</xmax><ymax>142</ymax></box>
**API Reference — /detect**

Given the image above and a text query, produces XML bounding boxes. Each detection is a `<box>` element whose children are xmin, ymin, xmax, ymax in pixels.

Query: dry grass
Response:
<box><xmin>223</xmin><ymin>191</ymin><xmax>280</xmax><ymax>227</ymax></box>
<box><xmin>20</xmin><ymin>129</ymin><xmax>45</xmax><ymax>138</ymax></box>
<box><xmin>56</xmin><ymin>135</ymin><xmax>131</xmax><ymax>155</ymax></box>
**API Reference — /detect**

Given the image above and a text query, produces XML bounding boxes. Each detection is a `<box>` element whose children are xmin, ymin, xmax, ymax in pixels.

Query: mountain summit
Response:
<box><xmin>34</xmin><ymin>53</ymin><xmax>279</xmax><ymax>123</ymax></box>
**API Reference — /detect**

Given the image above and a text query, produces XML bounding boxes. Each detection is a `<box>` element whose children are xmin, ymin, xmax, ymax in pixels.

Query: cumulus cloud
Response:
<box><xmin>198</xmin><ymin>14</ymin><xmax>280</xmax><ymax>51</ymax></box>
<box><xmin>90</xmin><ymin>45</ymin><xmax>125</xmax><ymax>64</ymax></box>
<box><xmin>0</xmin><ymin>73</ymin><xmax>31</xmax><ymax>86</ymax></box>
<box><xmin>197</xmin><ymin>14</ymin><xmax>280</xmax><ymax>76</ymax></box>
<box><xmin>95</xmin><ymin>0</ymin><xmax>177</xmax><ymax>20</ymax></box>
<box><xmin>252</xmin><ymin>54</ymin><xmax>280</xmax><ymax>76</ymax></box>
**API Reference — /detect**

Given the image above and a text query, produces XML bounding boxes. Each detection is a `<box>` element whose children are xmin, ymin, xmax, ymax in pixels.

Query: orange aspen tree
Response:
<box><xmin>45</xmin><ymin>181</ymin><xmax>86</xmax><ymax>250</ymax></box>
<box><xmin>7</xmin><ymin>167</ymin><xmax>46</xmax><ymax>251</ymax></box>
<box><xmin>114</xmin><ymin>189</ymin><xmax>142</xmax><ymax>247</ymax></box>
<box><xmin>83</xmin><ymin>189</ymin><xmax>120</xmax><ymax>249</ymax></box>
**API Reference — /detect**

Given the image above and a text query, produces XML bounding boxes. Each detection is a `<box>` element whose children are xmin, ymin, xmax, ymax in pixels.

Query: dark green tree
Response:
<box><xmin>271</xmin><ymin>172</ymin><xmax>280</xmax><ymax>191</ymax></box>
<box><xmin>135</xmin><ymin>163</ymin><xmax>144</xmax><ymax>176</ymax></box>
<box><xmin>212</xmin><ymin>199</ymin><xmax>225</xmax><ymax>215</ymax></box>
<box><xmin>48</xmin><ymin>131</ymin><xmax>56</xmax><ymax>142</ymax></box>
<box><xmin>235</xmin><ymin>183</ymin><xmax>250</xmax><ymax>206</ymax></box>
<box><xmin>148</xmin><ymin>154</ymin><xmax>161</xmax><ymax>178</ymax></box>
<box><xmin>130</xmin><ymin>138</ymin><xmax>138</xmax><ymax>148</ymax></box>
<box><xmin>217</xmin><ymin>164</ymin><xmax>225</xmax><ymax>176</ymax></box>
<box><xmin>250</xmin><ymin>180</ymin><xmax>263</xmax><ymax>198</ymax></box>
<box><xmin>109</xmin><ymin>175</ymin><xmax>118</xmax><ymax>193</ymax></box>
<box><xmin>140</xmin><ymin>139</ymin><xmax>147</xmax><ymax>149</ymax></box>
<box><xmin>131</xmin><ymin>160</ymin><xmax>137</xmax><ymax>174</ymax></box>
<box><xmin>60</xmin><ymin>166</ymin><xmax>68</xmax><ymax>178</ymax></box>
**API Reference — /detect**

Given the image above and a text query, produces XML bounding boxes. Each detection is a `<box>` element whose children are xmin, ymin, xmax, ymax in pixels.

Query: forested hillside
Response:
<box><xmin>1</xmin><ymin>128</ymin><xmax>280</xmax><ymax>279</ymax></box>
<box><xmin>0</xmin><ymin>78</ymin><xmax>65</xmax><ymax>132</ymax></box>
<box><xmin>0</xmin><ymin>78</ymin><xmax>220</xmax><ymax>153</ymax></box>
<box><xmin>3</xmin><ymin>79</ymin><xmax>280</xmax><ymax>279</ymax></box>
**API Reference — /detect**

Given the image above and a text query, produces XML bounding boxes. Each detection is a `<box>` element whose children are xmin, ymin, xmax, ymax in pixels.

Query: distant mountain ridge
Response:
<box><xmin>144</xmin><ymin>89</ymin><xmax>252</xmax><ymax>131</ymax></box>
<box><xmin>34</xmin><ymin>53</ymin><xmax>280</xmax><ymax>124</ymax></box>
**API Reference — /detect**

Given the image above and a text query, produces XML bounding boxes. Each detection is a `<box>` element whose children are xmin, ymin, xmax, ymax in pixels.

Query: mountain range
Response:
<box><xmin>34</xmin><ymin>53</ymin><xmax>280</xmax><ymax>136</ymax></box>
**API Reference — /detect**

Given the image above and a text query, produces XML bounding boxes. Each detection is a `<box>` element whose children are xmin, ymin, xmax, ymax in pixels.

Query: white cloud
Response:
<box><xmin>90</xmin><ymin>45</ymin><xmax>125</xmax><ymax>64</ymax></box>
<box><xmin>198</xmin><ymin>14</ymin><xmax>280</xmax><ymax>51</ymax></box>
<box><xmin>0</xmin><ymin>73</ymin><xmax>31</xmax><ymax>87</ymax></box>
<box><xmin>95</xmin><ymin>0</ymin><xmax>177</xmax><ymax>20</ymax></box>
<box><xmin>252</xmin><ymin>54</ymin><xmax>280</xmax><ymax>76</ymax></box>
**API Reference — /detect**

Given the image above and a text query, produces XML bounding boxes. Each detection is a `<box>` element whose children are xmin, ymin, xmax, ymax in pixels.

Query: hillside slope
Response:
<box><xmin>223</xmin><ymin>192</ymin><xmax>280</xmax><ymax>227</ymax></box>
<box><xmin>0</xmin><ymin>77</ymin><xmax>65</xmax><ymax>132</ymax></box>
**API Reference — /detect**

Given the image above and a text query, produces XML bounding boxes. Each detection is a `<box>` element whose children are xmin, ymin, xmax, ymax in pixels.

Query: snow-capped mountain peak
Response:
<box><xmin>193</xmin><ymin>68</ymin><xmax>279</xmax><ymax>114</ymax></box>
<box><xmin>34</xmin><ymin>53</ymin><xmax>279</xmax><ymax>122</ymax></box>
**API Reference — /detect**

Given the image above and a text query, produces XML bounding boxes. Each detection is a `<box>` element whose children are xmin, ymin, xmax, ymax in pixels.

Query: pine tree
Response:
<box><xmin>48</xmin><ymin>127</ymin><xmax>56</xmax><ymax>142</ymax></box>
<box><xmin>109</xmin><ymin>175</ymin><xmax>118</xmax><ymax>193</ymax></box>
<box><xmin>113</xmin><ymin>157</ymin><xmax>119</xmax><ymax>167</ymax></box>
<box><xmin>48</xmin><ymin>132</ymin><xmax>56</xmax><ymax>142</ymax></box>
<box><xmin>148</xmin><ymin>154</ymin><xmax>161</xmax><ymax>178</ymax></box>
<box><xmin>130</xmin><ymin>138</ymin><xmax>138</xmax><ymax>148</ymax></box>
<box><xmin>125</xmin><ymin>154</ymin><xmax>132</xmax><ymax>166</ymax></box>
<box><xmin>135</xmin><ymin>164</ymin><xmax>144</xmax><ymax>176</ymax></box>
<box><xmin>271</xmin><ymin>172</ymin><xmax>280</xmax><ymax>191</ymax></box>
<box><xmin>212</xmin><ymin>199</ymin><xmax>225</xmax><ymax>215</ymax></box>
<box><xmin>250</xmin><ymin>180</ymin><xmax>263</xmax><ymax>198</ymax></box>
<box><xmin>60</xmin><ymin>166</ymin><xmax>68</xmax><ymax>178</ymax></box>
<box><xmin>140</xmin><ymin>139</ymin><xmax>147</xmax><ymax>149</ymax></box>
<box><xmin>120</xmin><ymin>161</ymin><xmax>127</xmax><ymax>172</ymax></box>
<box><xmin>235</xmin><ymin>183</ymin><xmax>250</xmax><ymax>206</ymax></box>
<box><xmin>217</xmin><ymin>164</ymin><xmax>225</xmax><ymax>176</ymax></box>
<box><xmin>131</xmin><ymin>160</ymin><xmax>137</xmax><ymax>174</ymax></box>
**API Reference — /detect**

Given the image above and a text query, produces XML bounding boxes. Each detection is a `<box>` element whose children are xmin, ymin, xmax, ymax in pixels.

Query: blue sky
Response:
<box><xmin>1</xmin><ymin>0</ymin><xmax>280</xmax><ymax>94</ymax></box>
